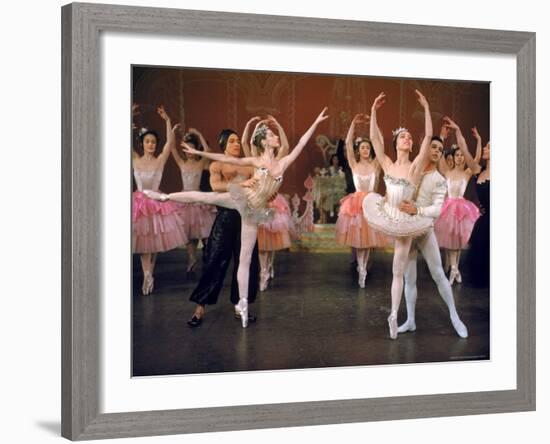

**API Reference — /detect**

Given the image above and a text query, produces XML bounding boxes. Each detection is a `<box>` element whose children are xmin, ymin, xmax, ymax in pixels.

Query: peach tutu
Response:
<box><xmin>258</xmin><ymin>194</ymin><xmax>294</xmax><ymax>251</ymax></box>
<box><xmin>176</xmin><ymin>202</ymin><xmax>217</xmax><ymax>240</ymax></box>
<box><xmin>336</xmin><ymin>192</ymin><xmax>389</xmax><ymax>248</ymax></box>
<box><xmin>132</xmin><ymin>191</ymin><xmax>189</xmax><ymax>254</ymax></box>
<box><xmin>434</xmin><ymin>197</ymin><xmax>480</xmax><ymax>249</ymax></box>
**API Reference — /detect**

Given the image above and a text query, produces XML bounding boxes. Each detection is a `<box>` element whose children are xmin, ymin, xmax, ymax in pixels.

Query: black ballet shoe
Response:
<box><xmin>234</xmin><ymin>312</ymin><xmax>257</xmax><ymax>323</ymax></box>
<box><xmin>187</xmin><ymin>315</ymin><xmax>203</xmax><ymax>328</ymax></box>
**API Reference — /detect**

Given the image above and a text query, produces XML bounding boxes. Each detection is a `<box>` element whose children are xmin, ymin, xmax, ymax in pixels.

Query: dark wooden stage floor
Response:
<box><xmin>132</xmin><ymin>249</ymin><xmax>490</xmax><ymax>377</ymax></box>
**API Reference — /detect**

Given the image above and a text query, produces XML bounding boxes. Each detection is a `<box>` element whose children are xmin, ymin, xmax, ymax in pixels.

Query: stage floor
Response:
<box><xmin>132</xmin><ymin>249</ymin><xmax>490</xmax><ymax>377</ymax></box>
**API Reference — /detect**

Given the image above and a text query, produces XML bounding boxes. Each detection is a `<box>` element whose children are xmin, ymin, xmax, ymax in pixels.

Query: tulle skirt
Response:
<box><xmin>362</xmin><ymin>193</ymin><xmax>433</xmax><ymax>238</ymax></box>
<box><xmin>176</xmin><ymin>202</ymin><xmax>217</xmax><ymax>240</ymax></box>
<box><xmin>258</xmin><ymin>194</ymin><xmax>294</xmax><ymax>251</ymax></box>
<box><xmin>335</xmin><ymin>192</ymin><xmax>390</xmax><ymax>248</ymax></box>
<box><xmin>227</xmin><ymin>183</ymin><xmax>274</xmax><ymax>225</ymax></box>
<box><xmin>132</xmin><ymin>191</ymin><xmax>189</xmax><ymax>254</ymax></box>
<box><xmin>434</xmin><ymin>197</ymin><xmax>480</xmax><ymax>249</ymax></box>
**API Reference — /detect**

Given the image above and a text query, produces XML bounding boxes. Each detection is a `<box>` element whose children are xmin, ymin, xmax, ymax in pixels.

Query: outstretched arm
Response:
<box><xmin>369</xmin><ymin>93</ymin><xmax>392</xmax><ymax>173</ymax></box>
<box><xmin>181</xmin><ymin>142</ymin><xmax>261</xmax><ymax>168</ymax></box>
<box><xmin>156</xmin><ymin>106</ymin><xmax>178</xmax><ymax>164</ymax></box>
<box><xmin>410</xmin><ymin>90</ymin><xmax>433</xmax><ymax>180</ymax></box>
<box><xmin>267</xmin><ymin>115</ymin><xmax>290</xmax><ymax>160</ymax></box>
<box><xmin>472</xmin><ymin>126</ymin><xmax>483</xmax><ymax>164</ymax></box>
<box><xmin>345</xmin><ymin>114</ymin><xmax>363</xmax><ymax>169</ymax></box>
<box><xmin>241</xmin><ymin>116</ymin><xmax>261</xmax><ymax>157</ymax></box>
<box><xmin>444</xmin><ymin>116</ymin><xmax>481</xmax><ymax>174</ymax></box>
<box><xmin>279</xmin><ymin>107</ymin><xmax>329</xmax><ymax>171</ymax></box>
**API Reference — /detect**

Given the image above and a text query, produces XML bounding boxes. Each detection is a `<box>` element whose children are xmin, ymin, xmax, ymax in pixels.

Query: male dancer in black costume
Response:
<box><xmin>187</xmin><ymin>129</ymin><xmax>260</xmax><ymax>327</ymax></box>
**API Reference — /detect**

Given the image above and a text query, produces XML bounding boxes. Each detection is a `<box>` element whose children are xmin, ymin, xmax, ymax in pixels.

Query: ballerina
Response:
<box><xmin>362</xmin><ymin>91</ymin><xmax>433</xmax><ymax>339</ymax></box>
<box><xmin>171</xmin><ymin>128</ymin><xmax>217</xmax><ymax>272</ymax></box>
<box><xmin>241</xmin><ymin>115</ymin><xmax>295</xmax><ymax>291</ymax></box>
<box><xmin>145</xmin><ymin>108</ymin><xmax>329</xmax><ymax>327</ymax></box>
<box><xmin>132</xmin><ymin>105</ymin><xmax>188</xmax><ymax>295</ymax></box>
<box><xmin>434</xmin><ymin>119</ymin><xmax>482</xmax><ymax>284</ymax></box>
<box><xmin>335</xmin><ymin>113</ymin><xmax>388</xmax><ymax>288</ymax></box>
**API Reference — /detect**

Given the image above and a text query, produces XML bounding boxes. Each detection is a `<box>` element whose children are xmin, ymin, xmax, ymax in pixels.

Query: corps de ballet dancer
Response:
<box><xmin>145</xmin><ymin>108</ymin><xmax>329</xmax><ymax>327</ymax></box>
<box><xmin>335</xmin><ymin>113</ymin><xmax>388</xmax><ymax>288</ymax></box>
<box><xmin>362</xmin><ymin>90</ymin><xmax>434</xmax><ymax>339</ymax></box>
<box><xmin>171</xmin><ymin>128</ymin><xmax>217</xmax><ymax>272</ymax></box>
<box><xmin>434</xmin><ymin>118</ymin><xmax>482</xmax><ymax>284</ymax></box>
<box><xmin>132</xmin><ymin>105</ymin><xmax>188</xmax><ymax>295</ymax></box>
<box><xmin>241</xmin><ymin>115</ymin><xmax>295</xmax><ymax>291</ymax></box>
<box><xmin>396</xmin><ymin>133</ymin><xmax>469</xmax><ymax>338</ymax></box>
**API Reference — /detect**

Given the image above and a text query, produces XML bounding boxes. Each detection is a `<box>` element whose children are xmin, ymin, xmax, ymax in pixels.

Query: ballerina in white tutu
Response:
<box><xmin>145</xmin><ymin>108</ymin><xmax>329</xmax><ymax>327</ymax></box>
<box><xmin>362</xmin><ymin>90</ymin><xmax>433</xmax><ymax>339</ymax></box>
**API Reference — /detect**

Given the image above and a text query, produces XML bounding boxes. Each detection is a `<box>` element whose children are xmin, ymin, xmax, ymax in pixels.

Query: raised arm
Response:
<box><xmin>156</xmin><ymin>106</ymin><xmax>178</xmax><ymax>164</ymax></box>
<box><xmin>278</xmin><ymin>107</ymin><xmax>329</xmax><ymax>172</ymax></box>
<box><xmin>345</xmin><ymin>114</ymin><xmax>363</xmax><ymax>169</ymax></box>
<box><xmin>267</xmin><ymin>115</ymin><xmax>290</xmax><ymax>160</ymax></box>
<box><xmin>444</xmin><ymin>116</ymin><xmax>481</xmax><ymax>174</ymax></box>
<box><xmin>410</xmin><ymin>90</ymin><xmax>433</xmax><ymax>179</ymax></box>
<box><xmin>472</xmin><ymin>126</ymin><xmax>483</xmax><ymax>164</ymax></box>
<box><xmin>181</xmin><ymin>142</ymin><xmax>261</xmax><ymax>168</ymax></box>
<box><xmin>437</xmin><ymin>121</ymin><xmax>452</xmax><ymax>176</ymax></box>
<box><xmin>369</xmin><ymin>93</ymin><xmax>392</xmax><ymax>173</ymax></box>
<box><xmin>241</xmin><ymin>116</ymin><xmax>261</xmax><ymax>157</ymax></box>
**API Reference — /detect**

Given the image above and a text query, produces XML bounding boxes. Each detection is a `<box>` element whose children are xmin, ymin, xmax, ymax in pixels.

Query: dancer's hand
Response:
<box><xmin>371</xmin><ymin>92</ymin><xmax>386</xmax><ymax>111</ymax></box>
<box><xmin>399</xmin><ymin>200</ymin><xmax>418</xmax><ymax>215</ymax></box>
<box><xmin>415</xmin><ymin>89</ymin><xmax>429</xmax><ymax>109</ymax></box>
<box><xmin>157</xmin><ymin>105</ymin><xmax>169</xmax><ymax>121</ymax></box>
<box><xmin>240</xmin><ymin>177</ymin><xmax>258</xmax><ymax>188</ymax></box>
<box><xmin>143</xmin><ymin>190</ymin><xmax>169</xmax><ymax>202</ymax></box>
<box><xmin>443</xmin><ymin>116</ymin><xmax>460</xmax><ymax>131</ymax></box>
<box><xmin>315</xmin><ymin>107</ymin><xmax>329</xmax><ymax>125</ymax></box>
<box><xmin>353</xmin><ymin>113</ymin><xmax>370</xmax><ymax>124</ymax></box>
<box><xmin>440</xmin><ymin>122</ymin><xmax>452</xmax><ymax>140</ymax></box>
<box><xmin>180</xmin><ymin>141</ymin><xmax>200</xmax><ymax>155</ymax></box>
<box><xmin>471</xmin><ymin>126</ymin><xmax>481</xmax><ymax>141</ymax></box>
<box><xmin>171</xmin><ymin>123</ymin><xmax>181</xmax><ymax>134</ymax></box>
<box><xmin>266</xmin><ymin>114</ymin><xmax>281</xmax><ymax>127</ymax></box>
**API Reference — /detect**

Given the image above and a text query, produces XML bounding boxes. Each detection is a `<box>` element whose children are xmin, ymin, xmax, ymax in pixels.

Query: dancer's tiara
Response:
<box><xmin>392</xmin><ymin>127</ymin><xmax>409</xmax><ymax>137</ymax></box>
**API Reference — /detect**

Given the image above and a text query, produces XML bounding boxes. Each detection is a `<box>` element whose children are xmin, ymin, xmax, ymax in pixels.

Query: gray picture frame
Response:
<box><xmin>61</xmin><ymin>2</ymin><xmax>536</xmax><ymax>440</ymax></box>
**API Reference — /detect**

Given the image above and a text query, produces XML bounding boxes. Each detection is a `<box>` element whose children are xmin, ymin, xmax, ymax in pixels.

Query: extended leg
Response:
<box><xmin>418</xmin><ymin>230</ymin><xmax>468</xmax><ymax>338</ymax></box>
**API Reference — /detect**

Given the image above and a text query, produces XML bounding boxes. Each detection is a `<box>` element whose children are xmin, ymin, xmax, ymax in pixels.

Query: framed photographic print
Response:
<box><xmin>61</xmin><ymin>2</ymin><xmax>535</xmax><ymax>440</ymax></box>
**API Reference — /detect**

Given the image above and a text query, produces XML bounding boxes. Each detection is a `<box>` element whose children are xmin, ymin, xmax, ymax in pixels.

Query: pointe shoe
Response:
<box><xmin>358</xmin><ymin>268</ymin><xmax>367</xmax><ymax>288</ymax></box>
<box><xmin>235</xmin><ymin>299</ymin><xmax>249</xmax><ymax>328</ymax></box>
<box><xmin>397</xmin><ymin>319</ymin><xmax>416</xmax><ymax>333</ymax></box>
<box><xmin>268</xmin><ymin>263</ymin><xmax>275</xmax><ymax>279</ymax></box>
<box><xmin>449</xmin><ymin>266</ymin><xmax>459</xmax><ymax>285</ymax></box>
<box><xmin>259</xmin><ymin>270</ymin><xmax>269</xmax><ymax>292</ymax></box>
<box><xmin>142</xmin><ymin>272</ymin><xmax>154</xmax><ymax>295</ymax></box>
<box><xmin>451</xmin><ymin>315</ymin><xmax>468</xmax><ymax>338</ymax></box>
<box><xmin>456</xmin><ymin>270</ymin><xmax>463</xmax><ymax>284</ymax></box>
<box><xmin>186</xmin><ymin>260</ymin><xmax>197</xmax><ymax>273</ymax></box>
<box><xmin>387</xmin><ymin>313</ymin><xmax>398</xmax><ymax>340</ymax></box>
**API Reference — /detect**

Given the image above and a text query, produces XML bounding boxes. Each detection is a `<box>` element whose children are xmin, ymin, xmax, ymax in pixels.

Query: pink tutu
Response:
<box><xmin>258</xmin><ymin>194</ymin><xmax>294</xmax><ymax>251</ymax></box>
<box><xmin>336</xmin><ymin>192</ymin><xmax>390</xmax><ymax>248</ymax></box>
<box><xmin>434</xmin><ymin>197</ymin><xmax>481</xmax><ymax>249</ymax></box>
<box><xmin>176</xmin><ymin>202</ymin><xmax>217</xmax><ymax>240</ymax></box>
<box><xmin>132</xmin><ymin>191</ymin><xmax>189</xmax><ymax>254</ymax></box>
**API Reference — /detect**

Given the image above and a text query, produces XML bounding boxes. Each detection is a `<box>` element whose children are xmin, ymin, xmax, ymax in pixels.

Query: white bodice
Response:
<box><xmin>382</xmin><ymin>175</ymin><xmax>417</xmax><ymax>220</ymax></box>
<box><xmin>352</xmin><ymin>172</ymin><xmax>377</xmax><ymax>193</ymax></box>
<box><xmin>180</xmin><ymin>171</ymin><xmax>202</xmax><ymax>191</ymax></box>
<box><xmin>134</xmin><ymin>169</ymin><xmax>163</xmax><ymax>191</ymax></box>
<box><xmin>447</xmin><ymin>178</ymin><xmax>467</xmax><ymax>198</ymax></box>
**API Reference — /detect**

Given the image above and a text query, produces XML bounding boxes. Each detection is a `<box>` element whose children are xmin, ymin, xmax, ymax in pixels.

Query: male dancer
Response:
<box><xmin>187</xmin><ymin>129</ymin><xmax>260</xmax><ymax>327</ymax></box>
<box><xmin>397</xmin><ymin>136</ymin><xmax>468</xmax><ymax>338</ymax></box>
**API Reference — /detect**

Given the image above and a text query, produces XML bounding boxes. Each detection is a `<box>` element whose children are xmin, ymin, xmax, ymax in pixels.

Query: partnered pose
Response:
<box><xmin>146</xmin><ymin>108</ymin><xmax>329</xmax><ymax>327</ymax></box>
<box><xmin>434</xmin><ymin>120</ymin><xmax>482</xmax><ymax>284</ymax></box>
<box><xmin>397</xmin><ymin>136</ymin><xmax>468</xmax><ymax>338</ymax></box>
<box><xmin>171</xmin><ymin>128</ymin><xmax>217</xmax><ymax>272</ymax></box>
<box><xmin>362</xmin><ymin>91</ymin><xmax>433</xmax><ymax>339</ymax></box>
<box><xmin>241</xmin><ymin>115</ymin><xmax>295</xmax><ymax>291</ymax></box>
<box><xmin>132</xmin><ymin>106</ymin><xmax>188</xmax><ymax>295</ymax></box>
<box><xmin>335</xmin><ymin>113</ymin><xmax>387</xmax><ymax>288</ymax></box>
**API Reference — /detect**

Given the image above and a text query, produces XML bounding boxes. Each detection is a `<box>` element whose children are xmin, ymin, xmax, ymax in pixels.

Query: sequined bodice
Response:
<box><xmin>353</xmin><ymin>172</ymin><xmax>376</xmax><ymax>193</ymax></box>
<box><xmin>245</xmin><ymin>167</ymin><xmax>283</xmax><ymax>209</ymax></box>
<box><xmin>180</xmin><ymin>171</ymin><xmax>202</xmax><ymax>191</ymax></box>
<box><xmin>447</xmin><ymin>178</ymin><xmax>467</xmax><ymax>198</ymax></box>
<box><xmin>134</xmin><ymin>169</ymin><xmax>163</xmax><ymax>191</ymax></box>
<box><xmin>382</xmin><ymin>175</ymin><xmax>417</xmax><ymax>219</ymax></box>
